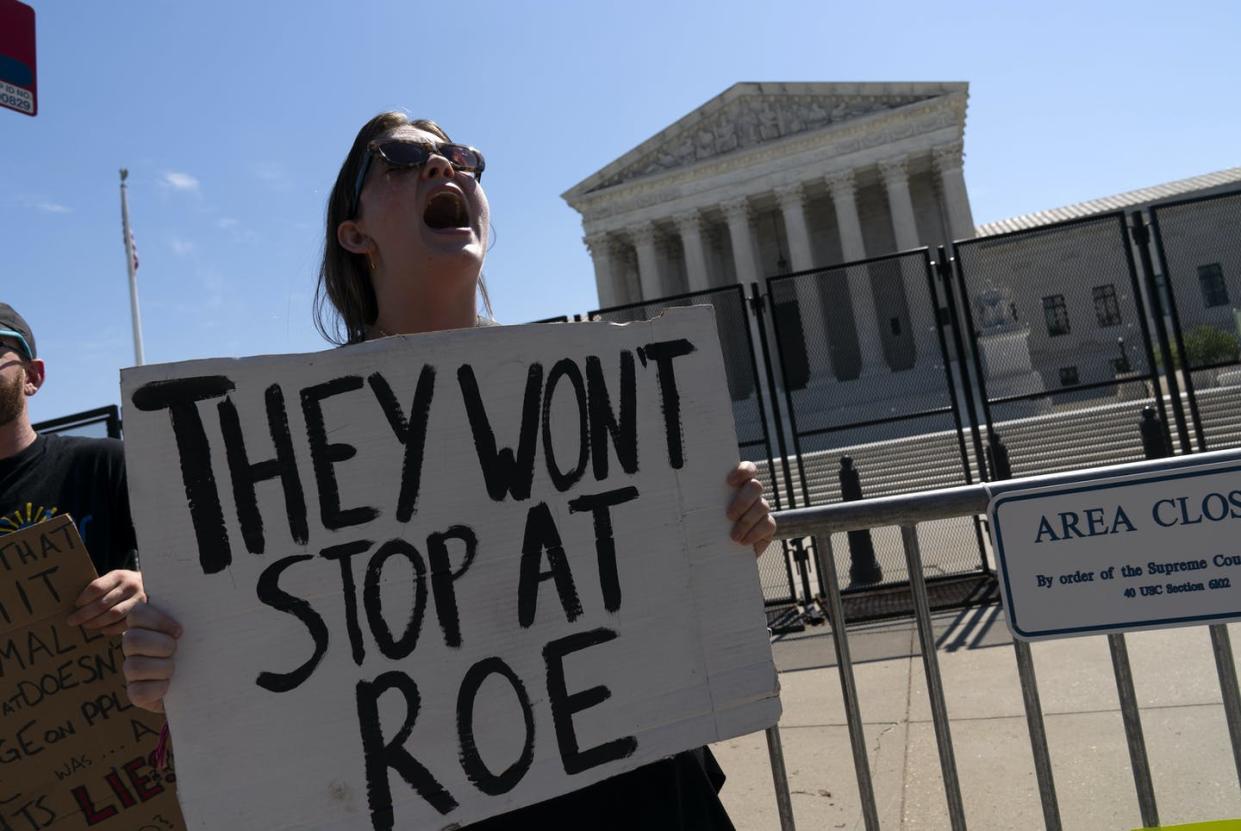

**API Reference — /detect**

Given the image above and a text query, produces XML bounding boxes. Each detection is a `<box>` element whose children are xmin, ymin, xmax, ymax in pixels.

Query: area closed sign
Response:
<box><xmin>989</xmin><ymin>458</ymin><xmax>1241</xmax><ymax>640</ymax></box>
<box><xmin>120</xmin><ymin>308</ymin><xmax>780</xmax><ymax>830</ymax></box>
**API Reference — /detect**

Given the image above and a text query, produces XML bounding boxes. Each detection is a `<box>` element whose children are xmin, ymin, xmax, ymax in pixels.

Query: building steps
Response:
<box><xmin>756</xmin><ymin>385</ymin><xmax>1241</xmax><ymax>509</ymax></box>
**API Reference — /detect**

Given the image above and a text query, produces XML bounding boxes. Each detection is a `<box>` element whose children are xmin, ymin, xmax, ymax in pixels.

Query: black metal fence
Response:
<box><xmin>765</xmin><ymin>250</ymin><xmax>989</xmax><ymax>607</ymax></box>
<box><xmin>1148</xmin><ymin>189</ymin><xmax>1241</xmax><ymax>453</ymax></box>
<box><xmin>33</xmin><ymin>405</ymin><xmax>122</xmax><ymax>439</ymax></box>
<box><xmin>518</xmin><ymin>191</ymin><xmax>1241</xmax><ymax>622</ymax></box>
<box><xmin>952</xmin><ymin>212</ymin><xmax>1170</xmax><ymax>478</ymax></box>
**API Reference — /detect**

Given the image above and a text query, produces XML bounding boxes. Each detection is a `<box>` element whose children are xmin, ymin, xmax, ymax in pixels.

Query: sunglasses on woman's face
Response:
<box><xmin>350</xmin><ymin>140</ymin><xmax>485</xmax><ymax>218</ymax></box>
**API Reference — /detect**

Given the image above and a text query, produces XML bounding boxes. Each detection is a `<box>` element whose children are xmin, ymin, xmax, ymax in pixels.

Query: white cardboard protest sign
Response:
<box><xmin>120</xmin><ymin>307</ymin><xmax>780</xmax><ymax>830</ymax></box>
<box><xmin>989</xmin><ymin>457</ymin><xmax>1241</xmax><ymax>641</ymax></box>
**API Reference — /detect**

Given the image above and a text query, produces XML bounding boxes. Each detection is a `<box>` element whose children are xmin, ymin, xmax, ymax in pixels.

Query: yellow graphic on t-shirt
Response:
<box><xmin>0</xmin><ymin>502</ymin><xmax>61</xmax><ymax>535</ymax></box>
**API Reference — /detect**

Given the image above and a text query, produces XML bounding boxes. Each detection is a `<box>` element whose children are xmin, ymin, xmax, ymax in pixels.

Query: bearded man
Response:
<box><xmin>0</xmin><ymin>302</ymin><xmax>143</xmax><ymax>633</ymax></box>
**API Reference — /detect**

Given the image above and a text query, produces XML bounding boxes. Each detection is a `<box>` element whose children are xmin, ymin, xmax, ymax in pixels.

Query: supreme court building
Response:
<box><xmin>563</xmin><ymin>82</ymin><xmax>1240</xmax><ymax>421</ymax></box>
<box><xmin>562</xmin><ymin>81</ymin><xmax>975</xmax><ymax>385</ymax></box>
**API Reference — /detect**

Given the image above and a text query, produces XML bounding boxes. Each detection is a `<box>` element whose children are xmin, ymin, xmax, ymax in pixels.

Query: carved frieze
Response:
<box><xmin>571</xmin><ymin>87</ymin><xmax>968</xmax><ymax>228</ymax></box>
<box><xmin>592</xmin><ymin>92</ymin><xmax>940</xmax><ymax>191</ymax></box>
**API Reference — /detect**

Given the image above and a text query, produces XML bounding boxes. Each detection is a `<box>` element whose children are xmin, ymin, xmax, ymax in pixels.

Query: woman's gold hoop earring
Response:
<box><xmin>367</xmin><ymin>252</ymin><xmax>376</xmax><ymax>272</ymax></box>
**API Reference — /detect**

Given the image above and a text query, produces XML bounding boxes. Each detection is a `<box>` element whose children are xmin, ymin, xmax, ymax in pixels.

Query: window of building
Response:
<box><xmin>1043</xmin><ymin>295</ymin><xmax>1070</xmax><ymax>336</ymax></box>
<box><xmin>1199</xmin><ymin>263</ymin><xmax>1230</xmax><ymax>308</ymax></box>
<box><xmin>1059</xmin><ymin>365</ymin><xmax>1080</xmax><ymax>387</ymax></box>
<box><xmin>1093</xmin><ymin>284</ymin><xmax>1122</xmax><ymax>327</ymax></box>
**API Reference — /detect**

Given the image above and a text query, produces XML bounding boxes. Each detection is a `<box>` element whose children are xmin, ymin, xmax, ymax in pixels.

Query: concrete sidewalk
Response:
<box><xmin>711</xmin><ymin>605</ymin><xmax>1241</xmax><ymax>830</ymax></box>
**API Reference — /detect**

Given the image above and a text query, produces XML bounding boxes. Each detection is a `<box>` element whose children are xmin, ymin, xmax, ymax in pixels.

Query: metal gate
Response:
<box><xmin>587</xmin><ymin>284</ymin><xmax>800</xmax><ymax>608</ymax></box>
<box><xmin>33</xmin><ymin>405</ymin><xmax>122</xmax><ymax>439</ymax></box>
<box><xmin>951</xmin><ymin>211</ymin><xmax>1170</xmax><ymax>478</ymax></box>
<box><xmin>763</xmin><ymin>248</ymin><xmax>990</xmax><ymax>617</ymax></box>
<box><xmin>1146</xmin><ymin>189</ymin><xmax>1241</xmax><ymax>453</ymax></box>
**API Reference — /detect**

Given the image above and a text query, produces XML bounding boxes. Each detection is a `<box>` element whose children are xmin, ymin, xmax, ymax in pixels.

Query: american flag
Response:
<box><xmin>120</xmin><ymin>167</ymin><xmax>139</xmax><ymax>273</ymax></box>
<box><xmin>127</xmin><ymin>226</ymin><xmax>140</xmax><ymax>272</ymax></box>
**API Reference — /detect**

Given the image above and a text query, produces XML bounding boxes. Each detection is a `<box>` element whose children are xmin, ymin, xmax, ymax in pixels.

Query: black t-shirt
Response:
<box><xmin>0</xmin><ymin>433</ymin><xmax>137</xmax><ymax>575</ymax></box>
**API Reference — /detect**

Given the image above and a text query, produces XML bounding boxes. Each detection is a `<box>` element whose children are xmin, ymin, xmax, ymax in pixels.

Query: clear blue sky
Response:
<box><xmin>4</xmin><ymin>0</ymin><xmax>1238</xmax><ymax>422</ymax></box>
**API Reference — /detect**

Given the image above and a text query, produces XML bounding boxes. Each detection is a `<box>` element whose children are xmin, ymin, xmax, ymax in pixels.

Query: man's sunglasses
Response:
<box><xmin>0</xmin><ymin>329</ymin><xmax>32</xmax><ymax>361</ymax></box>
<box><xmin>350</xmin><ymin>140</ymin><xmax>485</xmax><ymax>219</ymax></box>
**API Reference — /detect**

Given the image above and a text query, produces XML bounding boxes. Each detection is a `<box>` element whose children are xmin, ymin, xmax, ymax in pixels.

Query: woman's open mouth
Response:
<box><xmin>423</xmin><ymin>189</ymin><xmax>471</xmax><ymax>232</ymax></box>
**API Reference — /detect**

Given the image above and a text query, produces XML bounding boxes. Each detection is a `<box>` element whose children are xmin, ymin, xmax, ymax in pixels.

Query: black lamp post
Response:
<box><xmin>1116</xmin><ymin>335</ymin><xmax>1130</xmax><ymax>373</ymax></box>
<box><xmin>770</xmin><ymin>212</ymin><xmax>789</xmax><ymax>274</ymax></box>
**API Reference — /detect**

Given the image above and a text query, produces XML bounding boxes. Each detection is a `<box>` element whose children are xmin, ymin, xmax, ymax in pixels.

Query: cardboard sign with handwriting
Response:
<box><xmin>120</xmin><ymin>307</ymin><xmax>780</xmax><ymax>830</ymax></box>
<box><xmin>0</xmin><ymin>514</ymin><xmax>184</xmax><ymax>830</ymax></box>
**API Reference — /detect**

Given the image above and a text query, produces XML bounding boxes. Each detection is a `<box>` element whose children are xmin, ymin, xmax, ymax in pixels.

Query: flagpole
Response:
<box><xmin>119</xmin><ymin>168</ymin><xmax>145</xmax><ymax>366</ymax></box>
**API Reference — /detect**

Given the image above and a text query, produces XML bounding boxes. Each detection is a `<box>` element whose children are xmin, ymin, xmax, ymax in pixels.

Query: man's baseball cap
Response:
<box><xmin>0</xmin><ymin>303</ymin><xmax>36</xmax><ymax>360</ymax></box>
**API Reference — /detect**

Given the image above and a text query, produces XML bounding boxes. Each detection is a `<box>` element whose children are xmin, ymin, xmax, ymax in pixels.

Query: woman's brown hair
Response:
<box><xmin>314</xmin><ymin>112</ymin><xmax>491</xmax><ymax>344</ymax></box>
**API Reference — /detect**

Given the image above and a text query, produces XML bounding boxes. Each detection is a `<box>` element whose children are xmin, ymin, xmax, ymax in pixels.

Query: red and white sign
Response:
<box><xmin>0</xmin><ymin>0</ymin><xmax>37</xmax><ymax>116</ymax></box>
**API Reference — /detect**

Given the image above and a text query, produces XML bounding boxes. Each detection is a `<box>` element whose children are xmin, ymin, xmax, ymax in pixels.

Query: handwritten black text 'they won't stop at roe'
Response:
<box><xmin>129</xmin><ymin>339</ymin><xmax>702</xmax><ymax>829</ymax></box>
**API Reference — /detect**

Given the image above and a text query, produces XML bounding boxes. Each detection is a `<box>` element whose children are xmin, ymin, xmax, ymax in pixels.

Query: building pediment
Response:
<box><xmin>563</xmin><ymin>82</ymin><xmax>967</xmax><ymax>204</ymax></box>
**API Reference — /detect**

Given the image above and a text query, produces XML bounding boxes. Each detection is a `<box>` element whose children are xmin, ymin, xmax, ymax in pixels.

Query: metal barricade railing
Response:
<box><xmin>763</xmin><ymin>249</ymin><xmax>991</xmax><ymax>608</ymax></box>
<box><xmin>32</xmin><ymin>404</ymin><xmax>122</xmax><ymax>439</ymax></box>
<box><xmin>1146</xmin><ymin>189</ymin><xmax>1241</xmax><ymax>455</ymax></box>
<box><xmin>767</xmin><ymin>447</ymin><xmax>1241</xmax><ymax>830</ymax></box>
<box><xmin>951</xmin><ymin>212</ymin><xmax>1172</xmax><ymax>477</ymax></box>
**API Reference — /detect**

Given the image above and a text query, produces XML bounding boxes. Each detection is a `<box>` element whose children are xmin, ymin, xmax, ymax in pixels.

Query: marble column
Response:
<box><xmin>721</xmin><ymin>198</ymin><xmax>760</xmax><ymax>285</ymax></box>
<box><xmin>655</xmin><ymin>235</ymin><xmax>684</xmax><ymax>295</ymax></box>
<box><xmin>673</xmin><ymin>211</ymin><xmax>712</xmax><ymax>293</ymax></box>
<box><xmin>774</xmin><ymin>183</ymin><xmax>814</xmax><ymax>271</ymax></box>
<box><xmin>775</xmin><ymin>183</ymin><xmax>833</xmax><ymax>378</ymax></box>
<box><xmin>934</xmin><ymin>141</ymin><xmax>976</xmax><ymax>241</ymax></box>
<box><xmin>826</xmin><ymin>171</ymin><xmax>885</xmax><ymax>376</ymax></box>
<box><xmin>720</xmin><ymin>197</ymin><xmax>762</xmax><ymax>402</ymax></box>
<box><xmin>584</xmin><ymin>232</ymin><xmax>622</xmax><ymax>310</ymax></box>
<box><xmin>879</xmin><ymin>157</ymin><xmax>940</xmax><ymax>364</ymax></box>
<box><xmin>629</xmin><ymin>221</ymin><xmax>664</xmax><ymax>301</ymax></box>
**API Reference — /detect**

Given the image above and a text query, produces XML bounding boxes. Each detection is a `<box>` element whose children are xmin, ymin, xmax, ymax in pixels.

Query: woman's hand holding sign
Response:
<box><xmin>122</xmin><ymin>603</ymin><xmax>182</xmax><ymax>713</ymax></box>
<box><xmin>727</xmin><ymin>461</ymin><xmax>776</xmax><ymax>555</ymax></box>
